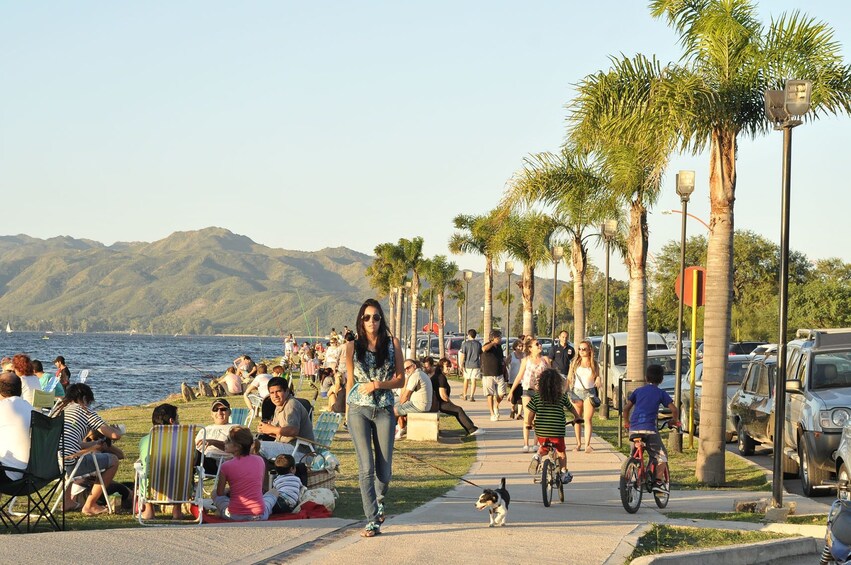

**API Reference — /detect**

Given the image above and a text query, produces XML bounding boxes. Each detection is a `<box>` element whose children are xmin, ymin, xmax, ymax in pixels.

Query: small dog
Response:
<box><xmin>475</xmin><ymin>477</ymin><xmax>510</xmax><ymax>527</ymax></box>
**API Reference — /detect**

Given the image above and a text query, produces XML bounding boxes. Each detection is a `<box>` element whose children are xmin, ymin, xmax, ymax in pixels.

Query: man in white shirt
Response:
<box><xmin>394</xmin><ymin>359</ymin><xmax>434</xmax><ymax>439</ymax></box>
<box><xmin>0</xmin><ymin>371</ymin><xmax>33</xmax><ymax>483</ymax></box>
<box><xmin>194</xmin><ymin>399</ymin><xmax>236</xmax><ymax>476</ymax></box>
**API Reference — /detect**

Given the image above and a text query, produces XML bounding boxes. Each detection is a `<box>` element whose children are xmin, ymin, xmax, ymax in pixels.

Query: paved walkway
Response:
<box><xmin>3</xmin><ymin>395</ymin><xmax>827</xmax><ymax>564</ymax></box>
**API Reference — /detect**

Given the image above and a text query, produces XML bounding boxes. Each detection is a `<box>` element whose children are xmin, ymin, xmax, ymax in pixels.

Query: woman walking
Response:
<box><xmin>508</xmin><ymin>337</ymin><xmax>550</xmax><ymax>453</ymax></box>
<box><xmin>507</xmin><ymin>337</ymin><xmax>525</xmax><ymax>419</ymax></box>
<box><xmin>345</xmin><ymin>298</ymin><xmax>404</xmax><ymax>537</ymax></box>
<box><xmin>567</xmin><ymin>338</ymin><xmax>602</xmax><ymax>453</ymax></box>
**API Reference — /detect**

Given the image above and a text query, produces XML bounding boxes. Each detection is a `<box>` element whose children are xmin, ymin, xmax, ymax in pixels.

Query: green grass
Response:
<box><xmin>19</xmin><ymin>389</ymin><xmax>477</xmax><ymax>532</ymax></box>
<box><xmin>591</xmin><ymin>413</ymin><xmax>770</xmax><ymax>491</ymax></box>
<box><xmin>628</xmin><ymin>524</ymin><xmax>793</xmax><ymax>563</ymax></box>
<box><xmin>666</xmin><ymin>511</ymin><xmax>828</xmax><ymax>525</ymax></box>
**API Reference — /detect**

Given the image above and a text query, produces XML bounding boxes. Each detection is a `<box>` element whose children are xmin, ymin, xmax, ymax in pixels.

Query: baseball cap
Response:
<box><xmin>211</xmin><ymin>399</ymin><xmax>231</xmax><ymax>410</ymax></box>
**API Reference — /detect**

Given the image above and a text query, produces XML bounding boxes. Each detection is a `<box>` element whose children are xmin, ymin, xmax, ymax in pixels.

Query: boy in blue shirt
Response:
<box><xmin>623</xmin><ymin>364</ymin><xmax>679</xmax><ymax>493</ymax></box>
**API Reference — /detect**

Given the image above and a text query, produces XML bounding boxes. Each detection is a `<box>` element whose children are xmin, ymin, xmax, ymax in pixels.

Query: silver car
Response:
<box><xmin>680</xmin><ymin>355</ymin><xmax>751</xmax><ymax>442</ymax></box>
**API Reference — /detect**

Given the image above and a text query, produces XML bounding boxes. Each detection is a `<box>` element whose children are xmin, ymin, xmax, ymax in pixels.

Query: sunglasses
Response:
<box><xmin>404</xmin><ymin>364</ymin><xmax>414</xmax><ymax>371</ymax></box>
<box><xmin>362</xmin><ymin>314</ymin><xmax>382</xmax><ymax>322</ymax></box>
<box><xmin>212</xmin><ymin>407</ymin><xmax>229</xmax><ymax>412</ymax></box>
<box><xmin>579</xmin><ymin>347</ymin><xmax>589</xmax><ymax>352</ymax></box>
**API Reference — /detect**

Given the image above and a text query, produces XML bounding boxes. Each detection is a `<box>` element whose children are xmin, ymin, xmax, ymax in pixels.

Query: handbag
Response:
<box><xmin>577</xmin><ymin>378</ymin><xmax>601</xmax><ymax>408</ymax></box>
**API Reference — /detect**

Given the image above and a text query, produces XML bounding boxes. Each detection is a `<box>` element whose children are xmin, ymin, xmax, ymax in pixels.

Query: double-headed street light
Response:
<box><xmin>505</xmin><ymin>261</ymin><xmax>514</xmax><ymax>352</ymax></box>
<box><xmin>463</xmin><ymin>270</ymin><xmax>473</xmax><ymax>333</ymax></box>
<box><xmin>766</xmin><ymin>79</ymin><xmax>812</xmax><ymax>509</ymax></box>
<box><xmin>550</xmin><ymin>246</ymin><xmax>564</xmax><ymax>341</ymax></box>
<box><xmin>600</xmin><ymin>219</ymin><xmax>618</xmax><ymax>420</ymax></box>
<box><xmin>671</xmin><ymin>170</ymin><xmax>696</xmax><ymax>453</ymax></box>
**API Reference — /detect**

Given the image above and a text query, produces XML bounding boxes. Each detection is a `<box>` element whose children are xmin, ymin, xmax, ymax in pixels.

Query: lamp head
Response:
<box><xmin>784</xmin><ymin>79</ymin><xmax>812</xmax><ymax>117</ymax></box>
<box><xmin>504</xmin><ymin>261</ymin><xmax>514</xmax><ymax>275</ymax></box>
<box><xmin>552</xmin><ymin>245</ymin><xmax>564</xmax><ymax>261</ymax></box>
<box><xmin>602</xmin><ymin>219</ymin><xmax>618</xmax><ymax>239</ymax></box>
<box><xmin>463</xmin><ymin>270</ymin><xmax>473</xmax><ymax>282</ymax></box>
<box><xmin>675</xmin><ymin>170</ymin><xmax>695</xmax><ymax>201</ymax></box>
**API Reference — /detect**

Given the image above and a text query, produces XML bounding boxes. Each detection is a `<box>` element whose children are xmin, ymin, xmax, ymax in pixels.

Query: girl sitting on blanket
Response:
<box><xmin>214</xmin><ymin>426</ymin><xmax>278</xmax><ymax>521</ymax></box>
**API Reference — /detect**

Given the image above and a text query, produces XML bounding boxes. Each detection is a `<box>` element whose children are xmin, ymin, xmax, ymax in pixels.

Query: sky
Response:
<box><xmin>2</xmin><ymin>1</ymin><xmax>850</xmax><ymax>282</ymax></box>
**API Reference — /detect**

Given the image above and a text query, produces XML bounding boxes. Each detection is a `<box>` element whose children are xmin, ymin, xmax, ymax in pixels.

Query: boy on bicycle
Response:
<box><xmin>623</xmin><ymin>364</ymin><xmax>679</xmax><ymax>493</ymax></box>
<box><xmin>526</xmin><ymin>368</ymin><xmax>580</xmax><ymax>484</ymax></box>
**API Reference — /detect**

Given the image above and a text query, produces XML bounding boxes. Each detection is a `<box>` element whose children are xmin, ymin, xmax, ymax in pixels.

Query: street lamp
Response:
<box><xmin>671</xmin><ymin>170</ymin><xmax>695</xmax><ymax>453</ymax></box>
<box><xmin>505</xmin><ymin>261</ymin><xmax>514</xmax><ymax>353</ymax></box>
<box><xmin>601</xmin><ymin>219</ymin><xmax>617</xmax><ymax>420</ymax></box>
<box><xmin>463</xmin><ymin>270</ymin><xmax>473</xmax><ymax>334</ymax></box>
<box><xmin>660</xmin><ymin>209</ymin><xmax>710</xmax><ymax>231</ymax></box>
<box><xmin>766</xmin><ymin>79</ymin><xmax>811</xmax><ymax>509</ymax></box>
<box><xmin>550</xmin><ymin>245</ymin><xmax>564</xmax><ymax>341</ymax></box>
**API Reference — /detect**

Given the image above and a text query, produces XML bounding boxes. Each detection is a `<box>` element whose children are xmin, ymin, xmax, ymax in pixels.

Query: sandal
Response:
<box><xmin>585</xmin><ymin>445</ymin><xmax>594</xmax><ymax>453</ymax></box>
<box><xmin>376</xmin><ymin>502</ymin><xmax>386</xmax><ymax>524</ymax></box>
<box><xmin>361</xmin><ymin>522</ymin><xmax>381</xmax><ymax>537</ymax></box>
<box><xmin>573</xmin><ymin>445</ymin><xmax>582</xmax><ymax>452</ymax></box>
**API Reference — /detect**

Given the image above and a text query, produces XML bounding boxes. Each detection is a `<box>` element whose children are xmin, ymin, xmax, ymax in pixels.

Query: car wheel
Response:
<box><xmin>680</xmin><ymin>405</ymin><xmax>694</xmax><ymax>436</ymax></box>
<box><xmin>800</xmin><ymin>438</ymin><xmax>828</xmax><ymax>497</ymax></box>
<box><xmin>736</xmin><ymin>419</ymin><xmax>755</xmax><ymax>456</ymax></box>
<box><xmin>839</xmin><ymin>462</ymin><xmax>850</xmax><ymax>484</ymax></box>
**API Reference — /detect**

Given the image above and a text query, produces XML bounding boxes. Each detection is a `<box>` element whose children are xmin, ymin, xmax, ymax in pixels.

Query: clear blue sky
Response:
<box><xmin>2</xmin><ymin>1</ymin><xmax>849</xmax><ymax>282</ymax></box>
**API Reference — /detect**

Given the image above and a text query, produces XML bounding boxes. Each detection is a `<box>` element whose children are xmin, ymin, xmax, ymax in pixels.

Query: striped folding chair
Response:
<box><xmin>229</xmin><ymin>408</ymin><xmax>251</xmax><ymax>426</ymax></box>
<box><xmin>133</xmin><ymin>424</ymin><xmax>204</xmax><ymax>525</ymax></box>
<box><xmin>293</xmin><ymin>412</ymin><xmax>343</xmax><ymax>468</ymax></box>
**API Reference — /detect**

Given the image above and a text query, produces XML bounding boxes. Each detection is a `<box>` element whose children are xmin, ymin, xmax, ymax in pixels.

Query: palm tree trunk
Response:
<box><xmin>521</xmin><ymin>265</ymin><xmax>535</xmax><ymax>336</ymax></box>
<box><xmin>483</xmin><ymin>256</ymin><xmax>494</xmax><ymax>339</ymax></box>
<box><xmin>626</xmin><ymin>200</ymin><xmax>649</xmax><ymax>382</ymax></box>
<box><xmin>409</xmin><ymin>273</ymin><xmax>420</xmax><ymax>360</ymax></box>
<box><xmin>395</xmin><ymin>287</ymin><xmax>404</xmax><ymax>339</ymax></box>
<box><xmin>438</xmin><ymin>292</ymin><xmax>446</xmax><ymax>359</ymax></box>
<box><xmin>457</xmin><ymin>300</ymin><xmax>463</xmax><ymax>334</ymax></box>
<box><xmin>571</xmin><ymin>237</ymin><xmax>588</xmax><ymax>344</ymax></box>
<box><xmin>696</xmin><ymin>129</ymin><xmax>736</xmax><ymax>486</ymax></box>
<box><xmin>388</xmin><ymin>291</ymin><xmax>397</xmax><ymax>338</ymax></box>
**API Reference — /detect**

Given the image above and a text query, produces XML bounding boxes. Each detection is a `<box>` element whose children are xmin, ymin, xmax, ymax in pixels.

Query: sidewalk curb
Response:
<box><xmin>603</xmin><ymin>523</ymin><xmax>654</xmax><ymax>565</ymax></box>
<box><xmin>628</xmin><ymin>536</ymin><xmax>818</xmax><ymax>564</ymax></box>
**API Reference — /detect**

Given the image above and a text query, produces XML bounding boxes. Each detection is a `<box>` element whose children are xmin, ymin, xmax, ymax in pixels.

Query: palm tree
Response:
<box><xmin>449</xmin><ymin>210</ymin><xmax>503</xmax><ymax>338</ymax></box>
<box><xmin>500</xmin><ymin>212</ymin><xmax>560</xmax><ymax>336</ymax></box>
<box><xmin>447</xmin><ymin>279</ymin><xmax>464</xmax><ymax>334</ymax></box>
<box><xmin>423</xmin><ymin>255</ymin><xmax>459</xmax><ymax>359</ymax></box>
<box><xmin>506</xmin><ymin>148</ymin><xmax>620</xmax><ymax>345</ymax></box>
<box><xmin>398</xmin><ymin>237</ymin><xmax>426</xmax><ymax>359</ymax></box>
<box><xmin>582</xmin><ymin>0</ymin><xmax>851</xmax><ymax>484</ymax></box>
<box><xmin>367</xmin><ymin>242</ymin><xmax>406</xmax><ymax>338</ymax></box>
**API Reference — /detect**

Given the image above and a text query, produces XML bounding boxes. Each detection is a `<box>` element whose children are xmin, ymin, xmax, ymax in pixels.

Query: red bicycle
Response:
<box><xmin>619</xmin><ymin>420</ymin><xmax>679</xmax><ymax>513</ymax></box>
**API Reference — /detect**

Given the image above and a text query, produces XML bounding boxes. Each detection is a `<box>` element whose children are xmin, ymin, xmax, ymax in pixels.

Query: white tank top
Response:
<box><xmin>573</xmin><ymin>365</ymin><xmax>595</xmax><ymax>391</ymax></box>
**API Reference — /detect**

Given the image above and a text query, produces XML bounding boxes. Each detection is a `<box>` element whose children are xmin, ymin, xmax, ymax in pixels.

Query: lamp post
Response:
<box><xmin>600</xmin><ymin>219</ymin><xmax>618</xmax><ymax>420</ymax></box>
<box><xmin>550</xmin><ymin>246</ymin><xmax>564</xmax><ymax>341</ymax></box>
<box><xmin>661</xmin><ymin>209</ymin><xmax>710</xmax><ymax>231</ymax></box>
<box><xmin>670</xmin><ymin>170</ymin><xmax>695</xmax><ymax>453</ymax></box>
<box><xmin>463</xmin><ymin>270</ymin><xmax>473</xmax><ymax>334</ymax></box>
<box><xmin>505</xmin><ymin>261</ymin><xmax>514</xmax><ymax>352</ymax></box>
<box><xmin>765</xmin><ymin>79</ymin><xmax>811</xmax><ymax>509</ymax></box>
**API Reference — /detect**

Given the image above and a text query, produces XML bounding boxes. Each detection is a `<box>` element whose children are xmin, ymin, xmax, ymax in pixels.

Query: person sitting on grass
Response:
<box><xmin>139</xmin><ymin>403</ymin><xmax>183</xmax><ymax>520</ymax></box>
<box><xmin>525</xmin><ymin>368</ymin><xmax>580</xmax><ymax>484</ymax></box>
<box><xmin>271</xmin><ymin>454</ymin><xmax>303</xmax><ymax>514</ymax></box>
<box><xmin>622</xmin><ymin>364</ymin><xmax>680</xmax><ymax>494</ymax></box>
<box><xmin>214</xmin><ymin>426</ymin><xmax>278</xmax><ymax>521</ymax></box>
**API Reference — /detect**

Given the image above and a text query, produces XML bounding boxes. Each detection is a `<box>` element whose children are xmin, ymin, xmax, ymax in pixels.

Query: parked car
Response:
<box><xmin>445</xmin><ymin>336</ymin><xmax>465</xmax><ymax>372</ymax></box>
<box><xmin>696</xmin><ymin>341</ymin><xmax>767</xmax><ymax>360</ymax></box>
<box><xmin>783</xmin><ymin>328</ymin><xmax>851</xmax><ymax>496</ymax></box>
<box><xmin>678</xmin><ymin>354</ymin><xmax>755</xmax><ymax>442</ymax></box>
<box><xmin>415</xmin><ymin>336</ymin><xmax>441</xmax><ymax>359</ymax></box>
<box><xmin>600</xmin><ymin>332</ymin><xmax>670</xmax><ymax>407</ymax></box>
<box><xmin>750</xmin><ymin>343</ymin><xmax>778</xmax><ymax>358</ymax></box>
<box><xmin>538</xmin><ymin>337</ymin><xmax>554</xmax><ymax>356</ymax></box>
<box><xmin>831</xmin><ymin>421</ymin><xmax>851</xmax><ymax>484</ymax></box>
<box><xmin>651</xmin><ymin>350</ymin><xmax>691</xmax><ymax>418</ymax></box>
<box><xmin>729</xmin><ymin>355</ymin><xmax>778</xmax><ymax>454</ymax></box>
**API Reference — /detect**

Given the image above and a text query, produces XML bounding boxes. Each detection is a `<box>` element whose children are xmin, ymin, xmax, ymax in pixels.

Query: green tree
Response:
<box><xmin>422</xmin><ymin>255</ymin><xmax>459</xmax><ymax>359</ymax></box>
<box><xmin>398</xmin><ymin>237</ymin><xmax>426</xmax><ymax>359</ymax></box>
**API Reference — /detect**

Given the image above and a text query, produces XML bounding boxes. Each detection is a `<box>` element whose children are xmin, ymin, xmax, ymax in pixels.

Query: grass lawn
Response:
<box><xmin>628</xmin><ymin>524</ymin><xmax>794</xmax><ymax>563</ymax></box>
<box><xmin>666</xmin><ymin>511</ymin><xmax>827</xmax><ymax>525</ymax></box>
<box><xmin>28</xmin><ymin>388</ymin><xmax>477</xmax><ymax>532</ymax></box>
<box><xmin>591</xmin><ymin>413</ymin><xmax>770</xmax><ymax>491</ymax></box>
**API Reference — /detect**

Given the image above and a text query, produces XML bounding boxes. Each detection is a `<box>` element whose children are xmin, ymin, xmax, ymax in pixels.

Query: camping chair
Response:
<box><xmin>292</xmin><ymin>412</ymin><xmax>343</xmax><ymax>468</ymax></box>
<box><xmin>229</xmin><ymin>408</ymin><xmax>251</xmax><ymax>426</ymax></box>
<box><xmin>78</xmin><ymin>369</ymin><xmax>89</xmax><ymax>383</ymax></box>
<box><xmin>51</xmin><ymin>446</ymin><xmax>116</xmax><ymax>515</ymax></box>
<box><xmin>31</xmin><ymin>389</ymin><xmax>58</xmax><ymax>414</ymax></box>
<box><xmin>296</xmin><ymin>397</ymin><xmax>315</xmax><ymax>422</ymax></box>
<box><xmin>41</xmin><ymin>375</ymin><xmax>60</xmax><ymax>395</ymax></box>
<box><xmin>133</xmin><ymin>424</ymin><xmax>204</xmax><ymax>525</ymax></box>
<box><xmin>0</xmin><ymin>412</ymin><xmax>65</xmax><ymax>533</ymax></box>
<box><xmin>246</xmin><ymin>393</ymin><xmax>263</xmax><ymax>421</ymax></box>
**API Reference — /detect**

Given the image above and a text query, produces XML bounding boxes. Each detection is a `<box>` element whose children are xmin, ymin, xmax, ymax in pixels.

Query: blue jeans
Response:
<box><xmin>347</xmin><ymin>404</ymin><xmax>395</xmax><ymax>523</ymax></box>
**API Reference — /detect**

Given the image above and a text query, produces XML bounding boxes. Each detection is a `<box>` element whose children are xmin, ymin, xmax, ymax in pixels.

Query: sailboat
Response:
<box><xmin>5</xmin><ymin>322</ymin><xmax>11</xmax><ymax>334</ymax></box>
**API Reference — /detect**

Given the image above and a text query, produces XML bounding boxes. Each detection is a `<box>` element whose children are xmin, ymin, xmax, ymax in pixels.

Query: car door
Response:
<box><xmin>733</xmin><ymin>364</ymin><xmax>758</xmax><ymax>430</ymax></box>
<box><xmin>750</xmin><ymin>363</ymin><xmax>772</xmax><ymax>443</ymax></box>
<box><xmin>785</xmin><ymin>351</ymin><xmax>808</xmax><ymax>455</ymax></box>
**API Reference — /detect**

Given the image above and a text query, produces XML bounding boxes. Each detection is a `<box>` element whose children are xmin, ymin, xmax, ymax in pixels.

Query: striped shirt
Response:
<box><xmin>527</xmin><ymin>392</ymin><xmax>572</xmax><ymax>438</ymax></box>
<box><xmin>60</xmin><ymin>403</ymin><xmax>107</xmax><ymax>462</ymax></box>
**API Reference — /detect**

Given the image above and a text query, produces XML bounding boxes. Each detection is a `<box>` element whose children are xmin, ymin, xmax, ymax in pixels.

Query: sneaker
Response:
<box><xmin>652</xmin><ymin>481</ymin><xmax>669</xmax><ymax>494</ymax></box>
<box><xmin>561</xmin><ymin>471</ymin><xmax>573</xmax><ymax>484</ymax></box>
<box><xmin>522</xmin><ymin>445</ymin><xmax>530</xmax><ymax>453</ymax></box>
<box><xmin>494</xmin><ymin>408</ymin><xmax>500</xmax><ymax>421</ymax></box>
<box><xmin>528</xmin><ymin>454</ymin><xmax>541</xmax><ymax>475</ymax></box>
<box><xmin>490</xmin><ymin>414</ymin><xmax>498</xmax><ymax>422</ymax></box>
<box><xmin>468</xmin><ymin>428</ymin><xmax>485</xmax><ymax>437</ymax></box>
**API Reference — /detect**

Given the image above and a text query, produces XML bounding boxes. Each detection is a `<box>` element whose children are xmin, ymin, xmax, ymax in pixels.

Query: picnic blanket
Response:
<box><xmin>191</xmin><ymin>501</ymin><xmax>332</xmax><ymax>523</ymax></box>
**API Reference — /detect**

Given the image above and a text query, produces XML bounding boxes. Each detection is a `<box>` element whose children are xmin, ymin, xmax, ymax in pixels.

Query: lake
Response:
<box><xmin>0</xmin><ymin>332</ymin><xmax>303</xmax><ymax>409</ymax></box>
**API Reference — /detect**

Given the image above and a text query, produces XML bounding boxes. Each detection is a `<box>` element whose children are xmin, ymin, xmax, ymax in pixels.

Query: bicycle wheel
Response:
<box><xmin>654</xmin><ymin>465</ymin><xmax>670</xmax><ymax>508</ymax></box>
<box><xmin>541</xmin><ymin>458</ymin><xmax>554</xmax><ymax>507</ymax></box>
<box><xmin>619</xmin><ymin>457</ymin><xmax>643</xmax><ymax>513</ymax></box>
<box><xmin>557</xmin><ymin>473</ymin><xmax>565</xmax><ymax>503</ymax></box>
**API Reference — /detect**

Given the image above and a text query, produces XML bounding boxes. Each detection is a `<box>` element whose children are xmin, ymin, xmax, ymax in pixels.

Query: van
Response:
<box><xmin>599</xmin><ymin>332</ymin><xmax>668</xmax><ymax>407</ymax></box>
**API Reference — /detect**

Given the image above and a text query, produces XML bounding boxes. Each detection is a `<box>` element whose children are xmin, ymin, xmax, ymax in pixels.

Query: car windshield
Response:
<box><xmin>811</xmin><ymin>351</ymin><xmax>851</xmax><ymax>390</ymax></box>
<box><xmin>726</xmin><ymin>360</ymin><xmax>749</xmax><ymax>385</ymax></box>
<box><xmin>647</xmin><ymin>354</ymin><xmax>689</xmax><ymax>375</ymax></box>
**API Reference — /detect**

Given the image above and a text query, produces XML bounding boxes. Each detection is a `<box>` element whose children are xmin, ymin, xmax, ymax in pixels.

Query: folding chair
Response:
<box><xmin>0</xmin><ymin>412</ymin><xmax>65</xmax><ymax>533</ymax></box>
<box><xmin>229</xmin><ymin>408</ymin><xmax>251</xmax><ymax>426</ymax></box>
<box><xmin>51</xmin><ymin>446</ymin><xmax>116</xmax><ymax>515</ymax></box>
<box><xmin>31</xmin><ymin>389</ymin><xmax>58</xmax><ymax>414</ymax></box>
<box><xmin>41</xmin><ymin>375</ymin><xmax>60</xmax><ymax>394</ymax></box>
<box><xmin>246</xmin><ymin>393</ymin><xmax>263</xmax><ymax>421</ymax></box>
<box><xmin>78</xmin><ymin>369</ymin><xmax>89</xmax><ymax>383</ymax></box>
<box><xmin>133</xmin><ymin>425</ymin><xmax>204</xmax><ymax>525</ymax></box>
<box><xmin>292</xmin><ymin>412</ymin><xmax>343</xmax><ymax>469</ymax></box>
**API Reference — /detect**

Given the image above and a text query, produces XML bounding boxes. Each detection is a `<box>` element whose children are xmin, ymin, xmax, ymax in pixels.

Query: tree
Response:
<box><xmin>398</xmin><ymin>237</ymin><xmax>426</xmax><ymax>359</ymax></box>
<box><xmin>447</xmin><ymin>279</ymin><xmax>464</xmax><ymax>334</ymax></box>
<box><xmin>367</xmin><ymin>242</ymin><xmax>403</xmax><ymax>337</ymax></box>
<box><xmin>449</xmin><ymin>210</ymin><xmax>504</xmax><ymax>338</ymax></box>
<box><xmin>500</xmin><ymin>212</ymin><xmax>559</xmax><ymax>336</ymax></box>
<box><xmin>603</xmin><ymin>0</ymin><xmax>851</xmax><ymax>484</ymax></box>
<box><xmin>423</xmin><ymin>255</ymin><xmax>459</xmax><ymax>359</ymax></box>
<box><xmin>506</xmin><ymin>149</ymin><xmax>619</xmax><ymax>345</ymax></box>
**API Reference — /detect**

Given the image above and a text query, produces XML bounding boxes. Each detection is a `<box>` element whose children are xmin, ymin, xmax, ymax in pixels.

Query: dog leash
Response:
<box><xmin>393</xmin><ymin>447</ymin><xmax>484</xmax><ymax>489</ymax></box>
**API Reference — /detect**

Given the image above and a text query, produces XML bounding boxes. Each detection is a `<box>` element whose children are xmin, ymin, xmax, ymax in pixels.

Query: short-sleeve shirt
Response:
<box><xmin>249</xmin><ymin>374</ymin><xmax>272</xmax><ymax>398</ymax></box>
<box><xmin>19</xmin><ymin>375</ymin><xmax>41</xmax><ymax>406</ymax></box>
<box><xmin>481</xmin><ymin>344</ymin><xmax>505</xmax><ymax>377</ymax></box>
<box><xmin>271</xmin><ymin>397</ymin><xmax>314</xmax><ymax>444</ymax></box>
<box><xmin>219</xmin><ymin>454</ymin><xmax>266</xmax><ymax>516</ymax></box>
<box><xmin>527</xmin><ymin>392</ymin><xmax>572</xmax><ymax>438</ymax></box>
<box><xmin>61</xmin><ymin>403</ymin><xmax>107</xmax><ymax>462</ymax></box>
<box><xmin>549</xmin><ymin>342</ymin><xmax>575</xmax><ymax>375</ymax></box>
<box><xmin>460</xmin><ymin>340</ymin><xmax>482</xmax><ymax>368</ymax></box>
<box><xmin>628</xmin><ymin>384</ymin><xmax>673</xmax><ymax>432</ymax></box>
<box><xmin>430</xmin><ymin>371</ymin><xmax>451</xmax><ymax>398</ymax></box>
<box><xmin>0</xmin><ymin>396</ymin><xmax>33</xmax><ymax>481</ymax></box>
<box><xmin>404</xmin><ymin>369</ymin><xmax>433</xmax><ymax>412</ymax></box>
<box><xmin>195</xmin><ymin>424</ymin><xmax>236</xmax><ymax>459</ymax></box>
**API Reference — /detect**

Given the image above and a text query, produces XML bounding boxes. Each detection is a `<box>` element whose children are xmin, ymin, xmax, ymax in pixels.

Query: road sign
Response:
<box><xmin>675</xmin><ymin>266</ymin><xmax>706</xmax><ymax>307</ymax></box>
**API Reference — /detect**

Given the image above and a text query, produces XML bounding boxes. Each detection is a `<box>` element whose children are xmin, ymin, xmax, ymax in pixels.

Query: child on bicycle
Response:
<box><xmin>623</xmin><ymin>364</ymin><xmax>680</xmax><ymax>493</ymax></box>
<box><xmin>525</xmin><ymin>368</ymin><xmax>580</xmax><ymax>484</ymax></box>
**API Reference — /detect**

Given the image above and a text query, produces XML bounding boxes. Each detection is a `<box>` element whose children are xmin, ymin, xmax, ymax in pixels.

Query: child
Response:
<box><xmin>319</xmin><ymin>368</ymin><xmax>335</xmax><ymax>398</ymax></box>
<box><xmin>214</xmin><ymin>426</ymin><xmax>278</xmax><ymax>521</ymax></box>
<box><xmin>623</xmin><ymin>364</ymin><xmax>680</xmax><ymax>493</ymax></box>
<box><xmin>271</xmin><ymin>454</ymin><xmax>303</xmax><ymax>514</ymax></box>
<box><xmin>525</xmin><ymin>368</ymin><xmax>579</xmax><ymax>484</ymax></box>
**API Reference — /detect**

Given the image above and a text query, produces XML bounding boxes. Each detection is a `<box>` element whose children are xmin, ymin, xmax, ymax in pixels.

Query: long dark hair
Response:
<box><xmin>354</xmin><ymin>298</ymin><xmax>391</xmax><ymax>367</ymax></box>
<box><xmin>54</xmin><ymin>383</ymin><xmax>95</xmax><ymax>414</ymax></box>
<box><xmin>538</xmin><ymin>368</ymin><xmax>563</xmax><ymax>404</ymax></box>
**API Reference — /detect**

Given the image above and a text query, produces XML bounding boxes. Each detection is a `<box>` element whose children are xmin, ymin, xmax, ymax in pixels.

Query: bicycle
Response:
<box><xmin>529</xmin><ymin>418</ymin><xmax>583</xmax><ymax>507</ymax></box>
<box><xmin>619</xmin><ymin>419</ymin><xmax>679</xmax><ymax>513</ymax></box>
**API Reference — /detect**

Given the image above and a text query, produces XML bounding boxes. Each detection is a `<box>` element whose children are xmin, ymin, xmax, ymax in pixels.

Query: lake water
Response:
<box><xmin>1</xmin><ymin>332</ymin><xmax>299</xmax><ymax>409</ymax></box>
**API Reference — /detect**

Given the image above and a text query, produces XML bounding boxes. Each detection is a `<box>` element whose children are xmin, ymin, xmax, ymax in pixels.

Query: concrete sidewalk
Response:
<box><xmin>2</xmin><ymin>395</ymin><xmax>826</xmax><ymax>564</ymax></box>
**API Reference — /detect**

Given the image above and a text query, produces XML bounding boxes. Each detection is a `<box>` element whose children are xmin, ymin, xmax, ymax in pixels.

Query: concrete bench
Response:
<box><xmin>406</xmin><ymin>412</ymin><xmax>440</xmax><ymax>441</ymax></box>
